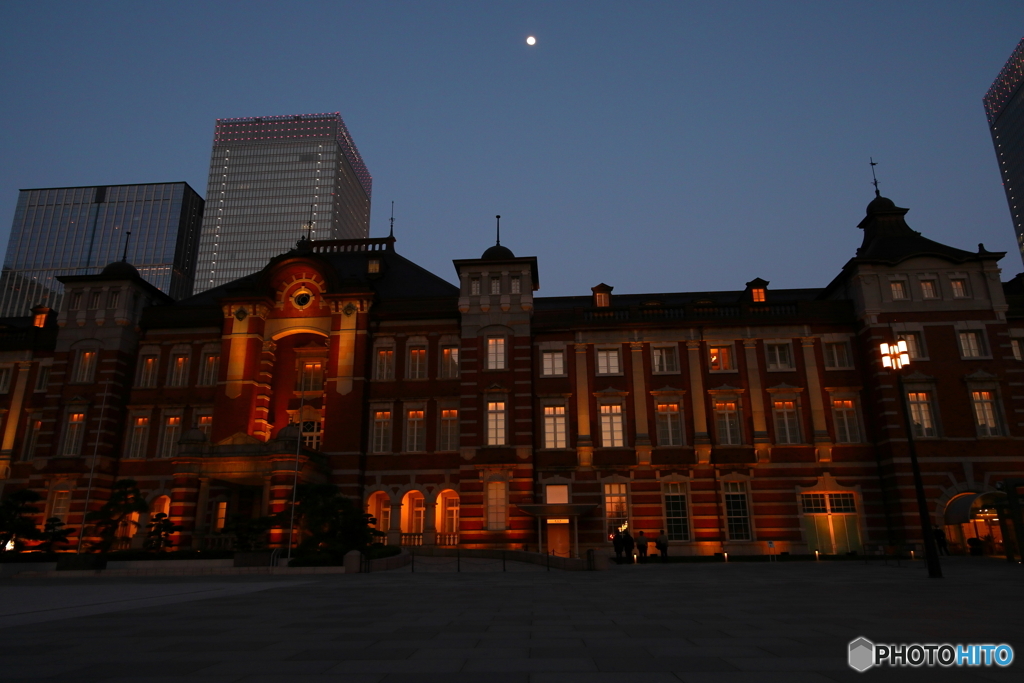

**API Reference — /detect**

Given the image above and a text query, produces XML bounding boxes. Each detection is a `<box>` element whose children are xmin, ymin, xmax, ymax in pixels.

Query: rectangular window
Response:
<box><xmin>490</xmin><ymin>277</ymin><xmax>501</xmax><ymax>295</ymax></box>
<box><xmin>487</xmin><ymin>401</ymin><xmax>506</xmax><ymax>445</ymax></box>
<box><xmin>652</xmin><ymin>347</ymin><xmax>678</xmax><ymax>373</ymax></box>
<box><xmin>439</xmin><ymin>409</ymin><xmax>459</xmax><ymax>451</ymax></box>
<box><xmin>958</xmin><ymin>331</ymin><xmax>984</xmax><ymax>358</ymax></box>
<box><xmin>541</xmin><ymin>350</ymin><xmax>565</xmax><ymax>376</ymax></box>
<box><xmin>160</xmin><ymin>416</ymin><xmax>181</xmax><ymax>458</ymax></box>
<box><xmin>950</xmin><ymin>278</ymin><xmax>968</xmax><ymax>298</ymax></box>
<box><xmin>773</xmin><ymin>400</ymin><xmax>801</xmax><ymax>444</ymax></box>
<box><xmin>50</xmin><ymin>491</ymin><xmax>71</xmax><ymax>522</ymax></box>
<box><xmin>443</xmin><ymin>497</ymin><xmax>460</xmax><ymax>533</ymax></box>
<box><xmin>543</xmin><ymin>405</ymin><xmax>567</xmax><ymax>449</ymax></box>
<box><xmin>656</xmin><ymin>402</ymin><xmax>683</xmax><ymax>446</ymax></box>
<box><xmin>604</xmin><ymin>483</ymin><xmax>628</xmax><ymax>536</ymax></box>
<box><xmin>470</xmin><ymin>277</ymin><xmax>480</xmax><ymax>295</ymax></box>
<box><xmin>407</xmin><ymin>346</ymin><xmax>427</xmax><ymax>379</ymax></box>
<box><xmin>168</xmin><ymin>354</ymin><xmax>189</xmax><ymax>387</ymax></box>
<box><xmin>920</xmin><ymin>280</ymin><xmax>938</xmax><ymax>299</ymax></box>
<box><xmin>907</xmin><ymin>392</ymin><xmax>936</xmax><ymax>437</ymax></box>
<box><xmin>375</xmin><ymin>348</ymin><xmax>394</xmax><ymax>380</ymax></box>
<box><xmin>596</xmin><ymin>348</ymin><xmax>620</xmax><ymax>375</ymax></box>
<box><xmin>214</xmin><ymin>501</ymin><xmax>228</xmax><ymax>531</ymax></box>
<box><xmin>486</xmin><ymin>481</ymin><xmax>507</xmax><ymax>530</ymax></box>
<box><xmin>301</xmin><ymin>419</ymin><xmax>322</xmax><ymax>450</ymax></box>
<box><xmin>89</xmin><ymin>291</ymin><xmax>102</xmax><ymax>309</ymax></box>
<box><xmin>197</xmin><ymin>414</ymin><xmax>213</xmax><ymax>439</ymax></box>
<box><xmin>367</xmin><ymin>258</ymin><xmax>380</xmax><ymax>274</ymax></box>
<box><xmin>595</xmin><ymin>292</ymin><xmax>610</xmax><ymax>307</ymax></box>
<box><xmin>486</xmin><ymin>337</ymin><xmax>506</xmax><ymax>370</ymax></box>
<box><xmin>546</xmin><ymin>484</ymin><xmax>569</xmax><ymax>504</ymax></box>
<box><xmin>971</xmin><ymin>391</ymin><xmax>1000</xmax><ymax>437</ymax></box>
<box><xmin>69</xmin><ymin>292</ymin><xmax>82</xmax><ymax>309</ymax></box>
<box><xmin>751</xmin><ymin>288</ymin><xmax>766</xmax><ymax>302</ymax></box>
<box><xmin>297</xmin><ymin>361</ymin><xmax>324</xmax><ymax>391</ymax></box>
<box><xmin>600</xmin><ymin>404</ymin><xmax>624</xmax><ymax>447</ymax></box>
<box><xmin>76</xmin><ymin>350</ymin><xmax>97</xmax><ymax>383</ymax></box>
<box><xmin>372</xmin><ymin>410</ymin><xmax>392</xmax><ymax>453</ymax></box>
<box><xmin>199</xmin><ymin>353</ymin><xmax>220</xmax><ymax>386</ymax></box>
<box><xmin>709</xmin><ymin>345</ymin><xmax>733</xmax><ymax>372</ymax></box>
<box><xmin>664</xmin><ymin>482</ymin><xmax>689</xmax><ymax>541</ymax></box>
<box><xmin>823</xmin><ymin>342</ymin><xmax>852</xmax><ymax>369</ymax></box>
<box><xmin>0</xmin><ymin>367</ymin><xmax>10</xmax><ymax>393</ymax></box>
<box><xmin>899</xmin><ymin>332</ymin><xmax>924</xmax><ymax>359</ymax></box>
<box><xmin>137</xmin><ymin>355</ymin><xmax>158</xmax><ymax>388</ymax></box>
<box><xmin>1012</xmin><ymin>338</ymin><xmax>1023</xmax><ymax>361</ymax></box>
<box><xmin>724</xmin><ymin>481</ymin><xmax>751</xmax><ymax>541</ymax></box>
<box><xmin>890</xmin><ymin>281</ymin><xmax>908</xmax><ymax>300</ymax></box>
<box><xmin>127</xmin><ymin>416</ymin><xmax>149</xmax><ymax>459</ymax></box>
<box><xmin>405</xmin><ymin>409</ymin><xmax>425</xmax><ymax>451</ymax></box>
<box><xmin>832</xmin><ymin>399</ymin><xmax>861</xmax><ymax>443</ymax></box>
<box><xmin>34</xmin><ymin>366</ymin><xmax>50</xmax><ymax>392</ymax></box>
<box><xmin>829</xmin><ymin>492</ymin><xmax>857</xmax><ymax>513</ymax></box>
<box><xmin>22</xmin><ymin>417</ymin><xmax>42</xmax><ymax>460</ymax></box>
<box><xmin>63</xmin><ymin>412</ymin><xmax>86</xmax><ymax>456</ymax></box>
<box><xmin>107</xmin><ymin>290</ymin><xmax>120</xmax><ymax>308</ymax></box>
<box><xmin>765</xmin><ymin>343</ymin><xmax>793</xmax><ymax>371</ymax></box>
<box><xmin>801</xmin><ymin>493</ymin><xmax>828</xmax><ymax>513</ymax></box>
<box><xmin>510</xmin><ymin>276</ymin><xmax>521</xmax><ymax>294</ymax></box>
<box><xmin>714</xmin><ymin>400</ymin><xmax>741</xmax><ymax>445</ymax></box>
<box><xmin>440</xmin><ymin>346</ymin><xmax>460</xmax><ymax>378</ymax></box>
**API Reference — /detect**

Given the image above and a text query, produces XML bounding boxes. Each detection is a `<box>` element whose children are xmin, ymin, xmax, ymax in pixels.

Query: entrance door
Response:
<box><xmin>547</xmin><ymin>522</ymin><xmax>570</xmax><ymax>557</ymax></box>
<box><xmin>800</xmin><ymin>492</ymin><xmax>863</xmax><ymax>554</ymax></box>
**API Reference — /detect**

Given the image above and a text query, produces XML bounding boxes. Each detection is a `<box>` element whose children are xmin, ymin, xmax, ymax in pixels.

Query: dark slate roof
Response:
<box><xmin>534</xmin><ymin>287</ymin><xmax>823</xmax><ymax>311</ymax></box>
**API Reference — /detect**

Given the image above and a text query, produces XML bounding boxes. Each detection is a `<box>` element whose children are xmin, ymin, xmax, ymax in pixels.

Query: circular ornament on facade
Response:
<box><xmin>292</xmin><ymin>288</ymin><xmax>314</xmax><ymax>309</ymax></box>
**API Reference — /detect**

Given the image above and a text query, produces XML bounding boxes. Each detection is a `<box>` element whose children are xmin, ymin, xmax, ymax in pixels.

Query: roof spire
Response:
<box><xmin>495</xmin><ymin>215</ymin><xmax>501</xmax><ymax>246</ymax></box>
<box><xmin>303</xmin><ymin>204</ymin><xmax>315</xmax><ymax>241</ymax></box>
<box><xmin>869</xmin><ymin>157</ymin><xmax>881</xmax><ymax>197</ymax></box>
<box><xmin>121</xmin><ymin>229</ymin><xmax>132</xmax><ymax>263</ymax></box>
<box><xmin>389</xmin><ymin>201</ymin><xmax>394</xmax><ymax>238</ymax></box>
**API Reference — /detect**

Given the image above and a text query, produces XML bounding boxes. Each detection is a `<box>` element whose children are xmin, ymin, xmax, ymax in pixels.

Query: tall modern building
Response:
<box><xmin>193</xmin><ymin>112</ymin><xmax>372</xmax><ymax>294</ymax></box>
<box><xmin>0</xmin><ymin>182</ymin><xmax>204</xmax><ymax>317</ymax></box>
<box><xmin>984</xmin><ymin>36</ymin><xmax>1024</xmax><ymax>267</ymax></box>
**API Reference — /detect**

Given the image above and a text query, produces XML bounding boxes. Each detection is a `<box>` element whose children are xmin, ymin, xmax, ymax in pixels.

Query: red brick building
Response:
<box><xmin>1</xmin><ymin>193</ymin><xmax>1022</xmax><ymax>557</ymax></box>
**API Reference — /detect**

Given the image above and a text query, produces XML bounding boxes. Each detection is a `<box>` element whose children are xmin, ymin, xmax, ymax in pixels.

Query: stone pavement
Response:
<box><xmin>0</xmin><ymin>556</ymin><xmax>1021</xmax><ymax>682</ymax></box>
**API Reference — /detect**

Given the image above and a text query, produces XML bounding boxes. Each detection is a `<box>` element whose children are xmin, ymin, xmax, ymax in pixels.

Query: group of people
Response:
<box><xmin>612</xmin><ymin>529</ymin><xmax>670</xmax><ymax>563</ymax></box>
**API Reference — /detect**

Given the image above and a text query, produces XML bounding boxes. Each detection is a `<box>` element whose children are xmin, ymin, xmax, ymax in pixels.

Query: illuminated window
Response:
<box><xmin>950</xmin><ymin>278</ymin><xmax>969</xmax><ymax>298</ymax></box>
<box><xmin>440</xmin><ymin>346</ymin><xmax>460</xmax><ymax>378</ymax></box>
<box><xmin>714</xmin><ymin>400</ymin><xmax>741</xmax><ymax>445</ymax></box>
<box><xmin>920</xmin><ymin>280</ymin><xmax>938</xmax><ymax>299</ymax></box>
<box><xmin>367</xmin><ymin>258</ymin><xmax>380</xmax><ymax>274</ymax></box>
<box><xmin>372</xmin><ymin>410</ymin><xmax>392</xmax><ymax>453</ymax></box>
<box><xmin>907</xmin><ymin>392</ymin><xmax>936</xmax><ymax>437</ymax></box>
<box><xmin>443</xmin><ymin>496</ymin><xmax>460</xmax><ymax>533</ymax></box>
<box><xmin>773</xmin><ymin>400</ymin><xmax>801</xmax><ymax>444</ymax></box>
<box><xmin>898</xmin><ymin>332</ymin><xmax>924</xmax><ymax>359</ymax></box>
<box><xmin>50</xmin><ymin>491</ymin><xmax>71</xmax><ymax>522</ymax></box>
<box><xmin>486</xmin><ymin>337</ymin><xmax>506</xmax><ymax>370</ymax></box>
<box><xmin>0</xmin><ymin>367</ymin><xmax>10</xmax><ymax>393</ymax></box>
<box><xmin>890</xmin><ymin>281</ymin><xmax>908</xmax><ymax>300</ymax></box>
<box><xmin>765</xmin><ymin>343</ymin><xmax>792</xmax><ymax>371</ymax></box>
<box><xmin>160</xmin><ymin>415</ymin><xmax>181</xmax><ymax>458</ymax></box>
<box><xmin>490</xmin><ymin>277</ymin><xmax>501</xmax><ymax>295</ymax></box>
<box><xmin>596</xmin><ymin>348</ymin><xmax>620</xmax><ymax>374</ymax></box>
<box><xmin>652</xmin><ymin>347</ymin><xmax>678</xmax><ymax>373</ymax></box>
<box><xmin>107</xmin><ymin>290</ymin><xmax>120</xmax><ymax>308</ymax></box>
<box><xmin>832</xmin><ymin>399</ymin><xmax>861</xmax><ymax>443</ymax></box>
<box><xmin>664</xmin><ymin>482</ymin><xmax>689</xmax><ymax>541</ymax></box>
<box><xmin>724</xmin><ymin>481</ymin><xmax>751</xmax><ymax>540</ymax></box>
<box><xmin>487</xmin><ymin>402</ymin><xmax>506</xmax><ymax>445</ymax></box>
<box><xmin>33</xmin><ymin>310</ymin><xmax>47</xmax><ymax>327</ymax></box>
<box><xmin>709</xmin><ymin>345</ymin><xmax>733</xmax><ymax>372</ymax></box>
<box><xmin>958</xmin><ymin>331</ymin><xmax>984</xmax><ymax>358</ymax></box>
<box><xmin>546</xmin><ymin>484</ymin><xmax>568</xmax><ymax>504</ymax></box>
<box><xmin>486</xmin><ymin>481</ymin><xmax>507</xmax><ymax>530</ymax></box>
<box><xmin>199</xmin><ymin>353</ymin><xmax>220</xmax><ymax>386</ymax></box>
<box><xmin>127</xmin><ymin>416</ymin><xmax>149</xmax><ymax>458</ymax></box>
<box><xmin>137</xmin><ymin>355</ymin><xmax>158</xmax><ymax>387</ymax></box>
<box><xmin>971</xmin><ymin>391</ymin><xmax>1000</xmax><ymax>437</ymax></box>
<box><xmin>439</xmin><ymin>409</ymin><xmax>459</xmax><ymax>451</ymax></box>
<box><xmin>301</xmin><ymin>419</ymin><xmax>322</xmax><ymax>450</ymax></box>
<box><xmin>604</xmin><ymin>483</ymin><xmax>628</xmax><ymax>536</ymax></box>
<box><xmin>214</xmin><ymin>501</ymin><xmax>228</xmax><ymax>531</ymax></box>
<box><xmin>34</xmin><ymin>366</ymin><xmax>50</xmax><ymax>392</ymax></box>
<box><xmin>801</xmin><ymin>493</ymin><xmax>860</xmax><ymax>554</ymax></box>
<box><xmin>543</xmin><ymin>405</ymin><xmax>567</xmax><ymax>449</ymax></box>
<box><xmin>374</xmin><ymin>348</ymin><xmax>394</xmax><ymax>380</ymax></box>
<box><xmin>76</xmin><ymin>350</ymin><xmax>97</xmax><ymax>383</ymax></box>
<box><xmin>197</xmin><ymin>414</ymin><xmax>213</xmax><ymax>439</ymax></box>
<box><xmin>63</xmin><ymin>413</ymin><xmax>86</xmax><ymax>456</ymax></box>
<box><xmin>1012</xmin><ymin>338</ymin><xmax>1023</xmax><ymax>361</ymax></box>
<box><xmin>542</xmin><ymin>350</ymin><xmax>565</xmax><ymax>376</ymax></box>
<box><xmin>600</xmin><ymin>404</ymin><xmax>624</xmax><ymax>447</ymax></box>
<box><xmin>470</xmin><ymin>277</ymin><xmax>480</xmax><ymax>295</ymax></box>
<box><xmin>405</xmin><ymin>409</ymin><xmax>425</xmax><ymax>451</ymax></box>
<box><xmin>656</xmin><ymin>403</ymin><xmax>683</xmax><ymax>446</ymax></box>
<box><xmin>751</xmin><ymin>288</ymin><xmax>766</xmax><ymax>302</ymax></box>
<box><xmin>168</xmin><ymin>354</ymin><xmax>190</xmax><ymax>387</ymax></box>
<box><xmin>297</xmin><ymin>361</ymin><xmax>324</xmax><ymax>391</ymax></box>
<box><xmin>407</xmin><ymin>346</ymin><xmax>427</xmax><ymax>380</ymax></box>
<box><xmin>510</xmin><ymin>275</ymin><xmax>521</xmax><ymax>294</ymax></box>
<box><xmin>595</xmin><ymin>292</ymin><xmax>610</xmax><ymax>307</ymax></box>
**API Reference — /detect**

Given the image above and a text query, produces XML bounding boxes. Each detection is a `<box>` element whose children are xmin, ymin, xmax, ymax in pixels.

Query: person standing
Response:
<box><xmin>656</xmin><ymin>530</ymin><xmax>669</xmax><ymax>561</ymax></box>
<box><xmin>636</xmin><ymin>531</ymin><xmax>649</xmax><ymax>562</ymax></box>
<box><xmin>612</xmin><ymin>530</ymin><xmax>624</xmax><ymax>562</ymax></box>
<box><xmin>933</xmin><ymin>527</ymin><xmax>949</xmax><ymax>555</ymax></box>
<box><xmin>622</xmin><ymin>530</ymin><xmax>635</xmax><ymax>563</ymax></box>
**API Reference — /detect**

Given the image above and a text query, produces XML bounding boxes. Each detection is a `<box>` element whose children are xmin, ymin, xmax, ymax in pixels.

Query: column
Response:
<box><xmin>191</xmin><ymin>477</ymin><xmax>211</xmax><ymax>549</ymax></box>
<box><xmin>388</xmin><ymin>499</ymin><xmax>403</xmax><ymax>546</ymax></box>
<box><xmin>269</xmin><ymin>463</ymin><xmax>297</xmax><ymax>547</ymax></box>
<box><xmin>0</xmin><ymin>361</ymin><xmax>32</xmax><ymax>463</ymax></box>
<box><xmin>800</xmin><ymin>338</ymin><xmax>832</xmax><ymax>462</ymax></box>
<box><xmin>170</xmin><ymin>472</ymin><xmax>200</xmax><ymax>549</ymax></box>
<box><xmin>743</xmin><ymin>340</ymin><xmax>771</xmax><ymax>462</ymax></box>
<box><xmin>423</xmin><ymin>500</ymin><xmax>438</xmax><ymax>545</ymax></box>
<box><xmin>630</xmin><ymin>342</ymin><xmax>651</xmax><ymax>466</ymax></box>
<box><xmin>686</xmin><ymin>341</ymin><xmax>711</xmax><ymax>463</ymax></box>
<box><xmin>574</xmin><ymin>344</ymin><xmax>593</xmax><ymax>467</ymax></box>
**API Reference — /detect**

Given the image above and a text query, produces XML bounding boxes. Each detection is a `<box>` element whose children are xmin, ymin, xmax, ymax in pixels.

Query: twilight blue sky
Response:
<box><xmin>1</xmin><ymin>1</ymin><xmax>1022</xmax><ymax>297</ymax></box>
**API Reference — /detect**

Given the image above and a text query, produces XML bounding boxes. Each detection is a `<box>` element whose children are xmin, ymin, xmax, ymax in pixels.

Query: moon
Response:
<box><xmin>526</xmin><ymin>36</ymin><xmax>537</xmax><ymax>46</ymax></box>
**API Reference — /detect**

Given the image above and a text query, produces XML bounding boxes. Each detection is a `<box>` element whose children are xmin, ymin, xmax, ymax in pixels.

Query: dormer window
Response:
<box><xmin>368</xmin><ymin>258</ymin><xmax>380</xmax><ymax>274</ymax></box>
<box><xmin>745</xmin><ymin>278</ymin><xmax>769</xmax><ymax>303</ymax></box>
<box><xmin>751</xmin><ymin>288</ymin><xmax>766</xmax><ymax>302</ymax></box>
<box><xmin>595</xmin><ymin>293</ymin><xmax>609</xmax><ymax>307</ymax></box>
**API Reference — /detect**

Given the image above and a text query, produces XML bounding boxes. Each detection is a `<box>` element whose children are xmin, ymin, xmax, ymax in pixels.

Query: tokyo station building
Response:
<box><xmin>0</xmin><ymin>192</ymin><xmax>1022</xmax><ymax>558</ymax></box>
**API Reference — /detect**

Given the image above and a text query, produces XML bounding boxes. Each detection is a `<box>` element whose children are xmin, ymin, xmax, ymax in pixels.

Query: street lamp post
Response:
<box><xmin>879</xmin><ymin>340</ymin><xmax>942</xmax><ymax>578</ymax></box>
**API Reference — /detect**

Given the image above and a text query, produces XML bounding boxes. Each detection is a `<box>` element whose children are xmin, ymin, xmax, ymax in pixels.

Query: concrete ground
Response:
<box><xmin>0</xmin><ymin>555</ymin><xmax>1021</xmax><ymax>682</ymax></box>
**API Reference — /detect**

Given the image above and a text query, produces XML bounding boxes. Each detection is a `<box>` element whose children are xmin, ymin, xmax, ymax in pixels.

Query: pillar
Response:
<box><xmin>630</xmin><ymin>342</ymin><xmax>651</xmax><ymax>466</ymax></box>
<box><xmin>743</xmin><ymin>340</ymin><xmax>771</xmax><ymax>462</ymax></box>
<box><xmin>574</xmin><ymin>343</ymin><xmax>593</xmax><ymax>467</ymax></box>
<box><xmin>800</xmin><ymin>338</ymin><xmax>832</xmax><ymax>462</ymax></box>
<box><xmin>687</xmin><ymin>341</ymin><xmax>711</xmax><ymax>463</ymax></box>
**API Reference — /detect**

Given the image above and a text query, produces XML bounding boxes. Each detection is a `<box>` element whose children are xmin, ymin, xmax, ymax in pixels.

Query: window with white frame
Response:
<box><xmin>541</xmin><ymin>350</ymin><xmax>565</xmax><ymax>376</ymax></box>
<box><xmin>0</xmin><ymin>367</ymin><xmax>10</xmax><ymax>393</ymax></box>
<box><xmin>950</xmin><ymin>278</ymin><xmax>969</xmax><ymax>298</ymax></box>
<box><xmin>724</xmin><ymin>481</ymin><xmax>751</xmax><ymax>540</ymax></box>
<box><xmin>75</xmin><ymin>350</ymin><xmax>97</xmax><ymax>383</ymax></box>
<box><xmin>907</xmin><ymin>391</ymin><xmax>937</xmax><ymax>437</ymax></box>
<box><xmin>765</xmin><ymin>342</ymin><xmax>793</xmax><ymax>371</ymax></box>
<box><xmin>823</xmin><ymin>341</ymin><xmax>852</xmax><ymax>369</ymax></box>
<box><xmin>890</xmin><ymin>280</ymin><xmax>908</xmax><ymax>300</ymax></box>
<box><xmin>714</xmin><ymin>399</ymin><xmax>742</xmax><ymax>445</ymax></box>
<box><xmin>405</xmin><ymin>407</ymin><xmax>425</xmax><ymax>451</ymax></box>
<box><xmin>442</xmin><ymin>497</ymin><xmax>459</xmax><ymax>533</ymax></box>
<box><xmin>167</xmin><ymin>353</ymin><xmax>190</xmax><ymax>387</ymax></box>
<box><xmin>958</xmin><ymin>331</ymin><xmax>985</xmax><ymax>358</ymax></box>
<box><xmin>89</xmin><ymin>291</ymin><xmax>101</xmax><ymax>309</ymax></box>
<box><xmin>198</xmin><ymin>352</ymin><xmax>220</xmax><ymax>386</ymax></box>
<box><xmin>50</xmin><ymin>490</ymin><xmax>71</xmax><ymax>522</ymax></box>
<box><xmin>22</xmin><ymin>416</ymin><xmax>42</xmax><ymax>460</ymax></box>
<box><xmin>159</xmin><ymin>415</ymin><xmax>181</xmax><ymax>458</ymax></box>
<box><xmin>655</xmin><ymin>402</ymin><xmax>683</xmax><ymax>446</ymax></box>
<box><xmin>486</xmin><ymin>401</ymin><xmax>506</xmax><ymax>445</ymax></box>
<box><xmin>372</xmin><ymin>410</ymin><xmax>392</xmax><ymax>453</ymax></box>
<box><xmin>301</xmin><ymin>418</ymin><xmax>322</xmax><ymax>450</ymax></box>
<box><xmin>69</xmin><ymin>291</ymin><xmax>82</xmax><ymax>309</ymax></box>
<box><xmin>486</xmin><ymin>481</ymin><xmax>507</xmax><ymax>530</ymax></box>
<box><xmin>971</xmin><ymin>390</ymin><xmax>1001</xmax><ymax>437</ymax></box>
<box><xmin>510</xmin><ymin>275</ymin><xmax>521</xmax><ymax>294</ymax></box>
<box><xmin>898</xmin><ymin>332</ymin><xmax>925</xmax><ymax>359</ymax></box>
<box><xmin>490</xmin><ymin>277</ymin><xmax>501</xmax><ymax>295</ymax></box>
<box><xmin>407</xmin><ymin>345</ymin><xmax>427</xmax><ymax>380</ymax></box>
<box><xmin>709</xmin><ymin>345</ymin><xmax>734</xmax><ymax>372</ymax></box>
<box><xmin>920</xmin><ymin>279</ymin><xmax>939</xmax><ymax>299</ymax></box>
<box><xmin>136</xmin><ymin>354</ymin><xmax>158</xmax><ymax>387</ymax></box>
<box><xmin>773</xmin><ymin>400</ymin><xmax>801</xmax><ymax>444</ymax></box>
<box><xmin>664</xmin><ymin>482</ymin><xmax>689</xmax><ymax>541</ymax></box>
<box><xmin>652</xmin><ymin>346</ymin><xmax>679</xmax><ymax>373</ymax></box>
<box><xmin>107</xmin><ymin>290</ymin><xmax>120</xmax><ymax>309</ymax></box>
<box><xmin>470</xmin><ymin>277</ymin><xmax>481</xmax><ymax>295</ymax></box>
<box><xmin>486</xmin><ymin>337</ymin><xmax>506</xmax><ymax>370</ymax></box>
<box><xmin>126</xmin><ymin>416</ymin><xmax>149</xmax><ymax>458</ymax></box>
<box><xmin>439</xmin><ymin>408</ymin><xmax>459</xmax><ymax>451</ymax></box>
<box><xmin>440</xmin><ymin>345</ymin><xmax>460</xmax><ymax>378</ymax></box>
<box><xmin>543</xmin><ymin>405</ymin><xmax>567</xmax><ymax>448</ymax></box>
<box><xmin>595</xmin><ymin>292</ymin><xmax>610</xmax><ymax>307</ymax></box>
<box><xmin>832</xmin><ymin>399</ymin><xmax>861</xmax><ymax>443</ymax></box>
<box><xmin>34</xmin><ymin>366</ymin><xmax>50</xmax><ymax>392</ymax></box>
<box><xmin>604</xmin><ymin>483</ymin><xmax>628</xmax><ymax>536</ymax></box>
<box><xmin>600</xmin><ymin>404</ymin><xmax>624</xmax><ymax>447</ymax></box>
<box><xmin>596</xmin><ymin>348</ymin><xmax>620</xmax><ymax>375</ymax></box>
<box><xmin>63</xmin><ymin>412</ymin><xmax>86</xmax><ymax>456</ymax></box>
<box><xmin>375</xmin><ymin>347</ymin><xmax>395</xmax><ymax>380</ymax></box>
<box><xmin>297</xmin><ymin>361</ymin><xmax>324</xmax><ymax>391</ymax></box>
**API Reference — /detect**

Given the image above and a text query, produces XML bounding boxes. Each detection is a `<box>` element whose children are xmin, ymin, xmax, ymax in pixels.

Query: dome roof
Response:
<box><xmin>100</xmin><ymin>261</ymin><xmax>140</xmax><ymax>279</ymax></box>
<box><xmin>481</xmin><ymin>244</ymin><xmax>515</xmax><ymax>260</ymax></box>
<box><xmin>866</xmin><ymin>193</ymin><xmax>897</xmax><ymax>214</ymax></box>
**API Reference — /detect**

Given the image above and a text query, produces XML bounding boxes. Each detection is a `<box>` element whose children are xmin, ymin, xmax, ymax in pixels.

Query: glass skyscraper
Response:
<box><xmin>193</xmin><ymin>112</ymin><xmax>372</xmax><ymax>293</ymax></box>
<box><xmin>984</xmin><ymin>36</ymin><xmax>1024</xmax><ymax>266</ymax></box>
<box><xmin>0</xmin><ymin>182</ymin><xmax>204</xmax><ymax>317</ymax></box>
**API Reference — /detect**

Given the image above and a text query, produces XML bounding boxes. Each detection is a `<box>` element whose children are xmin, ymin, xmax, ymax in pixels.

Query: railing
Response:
<box><xmin>551</xmin><ymin>300</ymin><xmax>851</xmax><ymax>327</ymax></box>
<box><xmin>400</xmin><ymin>533</ymin><xmax>423</xmax><ymax>546</ymax></box>
<box><xmin>111</xmin><ymin>537</ymin><xmax>133</xmax><ymax>551</ymax></box>
<box><xmin>436</xmin><ymin>533</ymin><xmax>459</xmax><ymax>546</ymax></box>
<box><xmin>309</xmin><ymin>237</ymin><xmax>395</xmax><ymax>253</ymax></box>
<box><xmin>203</xmin><ymin>534</ymin><xmax>236</xmax><ymax>551</ymax></box>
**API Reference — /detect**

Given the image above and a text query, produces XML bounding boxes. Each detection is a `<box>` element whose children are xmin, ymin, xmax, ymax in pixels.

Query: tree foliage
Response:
<box><xmin>222</xmin><ymin>514</ymin><xmax>276</xmax><ymax>551</ymax></box>
<box><xmin>37</xmin><ymin>517</ymin><xmax>73</xmax><ymax>552</ymax></box>
<box><xmin>144</xmin><ymin>512</ymin><xmax>181</xmax><ymax>551</ymax></box>
<box><xmin>0</xmin><ymin>489</ymin><xmax>43</xmax><ymax>552</ymax></box>
<box><xmin>85</xmin><ymin>479</ymin><xmax>148</xmax><ymax>553</ymax></box>
<box><xmin>282</xmin><ymin>483</ymin><xmax>383</xmax><ymax>557</ymax></box>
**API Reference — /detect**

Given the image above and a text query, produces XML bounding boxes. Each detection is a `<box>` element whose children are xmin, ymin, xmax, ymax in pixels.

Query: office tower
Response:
<box><xmin>193</xmin><ymin>112</ymin><xmax>372</xmax><ymax>293</ymax></box>
<box><xmin>984</xmin><ymin>36</ymin><xmax>1024</xmax><ymax>266</ymax></box>
<box><xmin>0</xmin><ymin>182</ymin><xmax>204</xmax><ymax>317</ymax></box>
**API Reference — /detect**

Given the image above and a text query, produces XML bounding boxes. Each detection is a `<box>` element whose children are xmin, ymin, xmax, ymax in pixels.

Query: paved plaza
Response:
<box><xmin>0</xmin><ymin>556</ymin><xmax>1021</xmax><ymax>682</ymax></box>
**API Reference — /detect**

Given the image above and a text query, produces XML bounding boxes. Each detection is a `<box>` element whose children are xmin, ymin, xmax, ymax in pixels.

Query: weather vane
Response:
<box><xmin>869</xmin><ymin>157</ymin><xmax>881</xmax><ymax>196</ymax></box>
<box><xmin>303</xmin><ymin>204</ymin><xmax>315</xmax><ymax>241</ymax></box>
<box><xmin>389</xmin><ymin>201</ymin><xmax>394</xmax><ymax>238</ymax></box>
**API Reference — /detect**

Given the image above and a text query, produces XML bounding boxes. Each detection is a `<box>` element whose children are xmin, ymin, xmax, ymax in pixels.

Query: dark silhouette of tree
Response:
<box><xmin>223</xmin><ymin>514</ymin><xmax>276</xmax><ymax>551</ymax></box>
<box><xmin>85</xmin><ymin>479</ymin><xmax>148</xmax><ymax>552</ymax></box>
<box><xmin>37</xmin><ymin>517</ymin><xmax>72</xmax><ymax>553</ymax></box>
<box><xmin>143</xmin><ymin>512</ymin><xmax>181</xmax><ymax>551</ymax></box>
<box><xmin>0</xmin><ymin>489</ymin><xmax>43</xmax><ymax>552</ymax></box>
<box><xmin>282</xmin><ymin>483</ymin><xmax>383</xmax><ymax>556</ymax></box>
